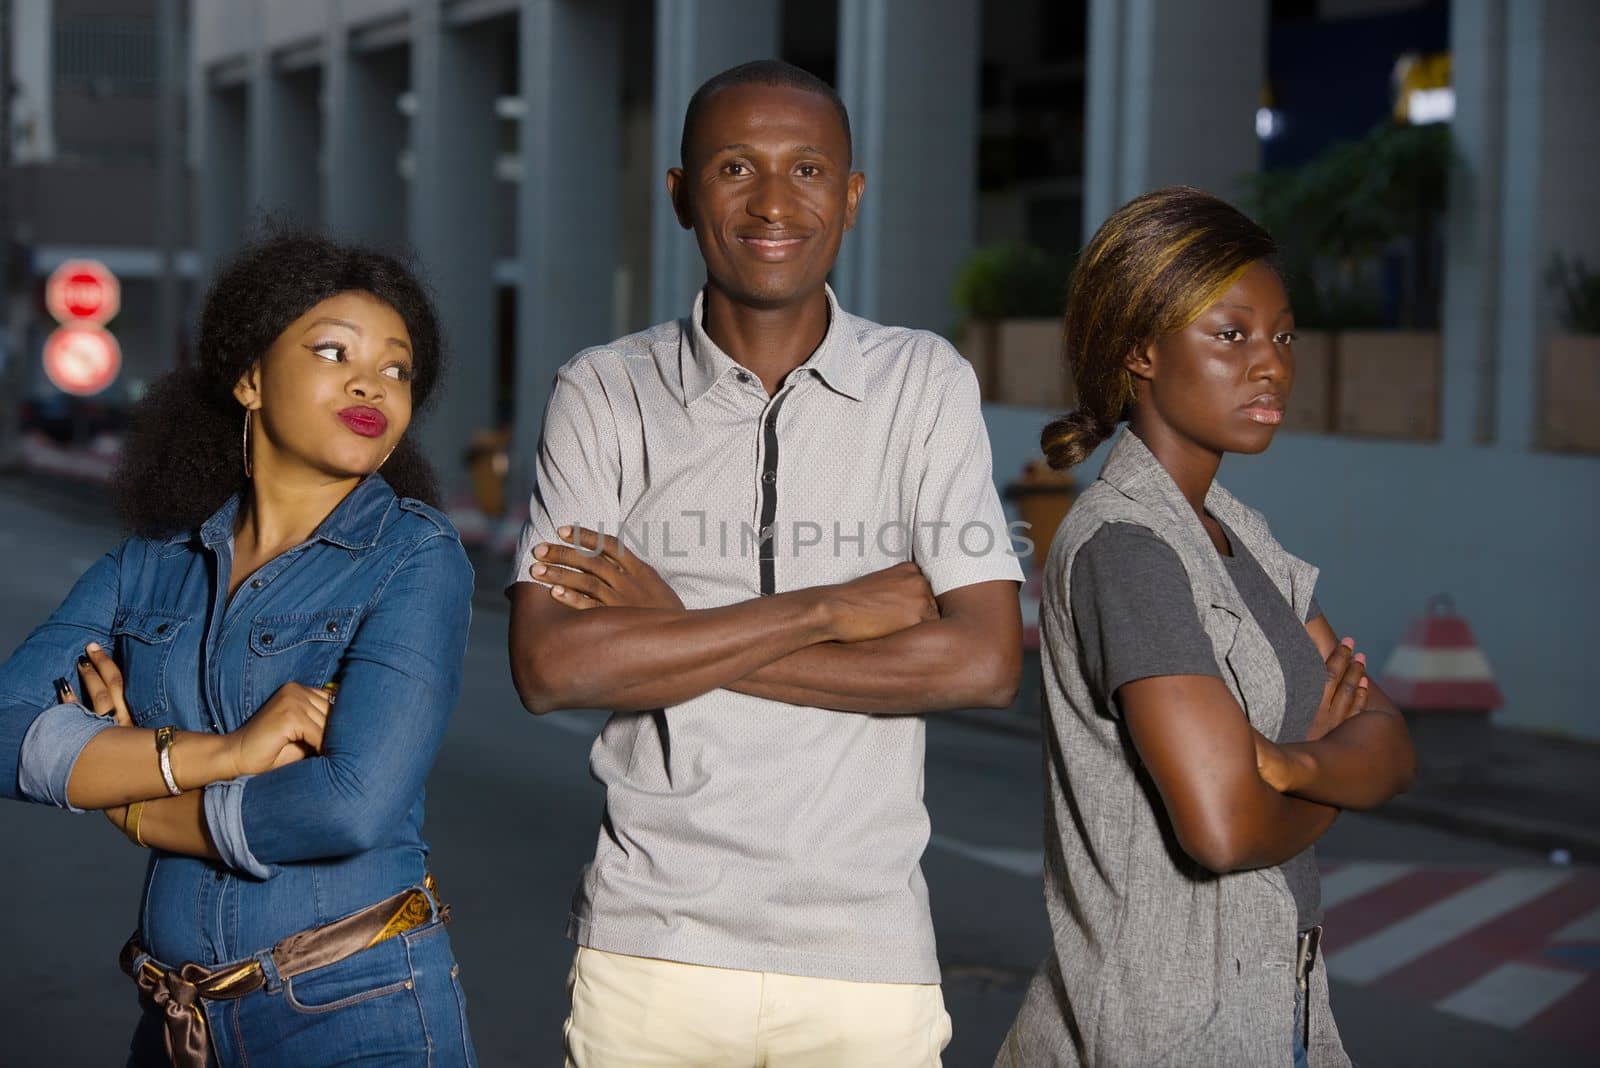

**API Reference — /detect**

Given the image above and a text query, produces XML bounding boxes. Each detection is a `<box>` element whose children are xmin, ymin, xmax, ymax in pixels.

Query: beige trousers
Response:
<box><xmin>563</xmin><ymin>946</ymin><xmax>952</xmax><ymax>1067</ymax></box>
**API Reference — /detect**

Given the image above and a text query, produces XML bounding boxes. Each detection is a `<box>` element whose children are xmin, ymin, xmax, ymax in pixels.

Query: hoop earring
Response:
<box><xmin>242</xmin><ymin>410</ymin><xmax>253</xmax><ymax>479</ymax></box>
<box><xmin>378</xmin><ymin>442</ymin><xmax>398</xmax><ymax>470</ymax></box>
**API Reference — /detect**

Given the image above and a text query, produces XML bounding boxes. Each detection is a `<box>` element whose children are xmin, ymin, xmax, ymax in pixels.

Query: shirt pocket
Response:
<box><xmin>110</xmin><ymin>609</ymin><xmax>191</xmax><ymax>725</ymax></box>
<box><xmin>244</xmin><ymin>607</ymin><xmax>361</xmax><ymax>712</ymax></box>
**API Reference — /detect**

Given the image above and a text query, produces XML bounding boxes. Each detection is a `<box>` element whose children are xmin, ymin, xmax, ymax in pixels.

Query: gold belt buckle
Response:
<box><xmin>363</xmin><ymin>876</ymin><xmax>445</xmax><ymax>950</ymax></box>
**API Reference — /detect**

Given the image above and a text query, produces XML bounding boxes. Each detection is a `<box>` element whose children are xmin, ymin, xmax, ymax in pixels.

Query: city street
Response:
<box><xmin>3</xmin><ymin>481</ymin><xmax>1595</xmax><ymax>1067</ymax></box>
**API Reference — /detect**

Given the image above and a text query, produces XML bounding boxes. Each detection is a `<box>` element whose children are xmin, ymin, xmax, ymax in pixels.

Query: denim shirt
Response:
<box><xmin>0</xmin><ymin>475</ymin><xmax>473</xmax><ymax>969</ymax></box>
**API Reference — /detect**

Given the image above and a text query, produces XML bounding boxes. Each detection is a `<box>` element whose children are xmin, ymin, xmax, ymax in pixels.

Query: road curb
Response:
<box><xmin>1369</xmin><ymin>794</ymin><xmax>1600</xmax><ymax>865</ymax></box>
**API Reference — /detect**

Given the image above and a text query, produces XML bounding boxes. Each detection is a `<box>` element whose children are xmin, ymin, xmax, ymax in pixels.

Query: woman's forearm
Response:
<box><xmin>66</xmin><ymin>728</ymin><xmax>239</xmax><ymax>810</ymax></box>
<box><xmin>111</xmin><ymin>791</ymin><xmax>220</xmax><ymax>860</ymax></box>
<box><xmin>1279</xmin><ymin>709</ymin><xmax>1417</xmax><ymax>810</ymax></box>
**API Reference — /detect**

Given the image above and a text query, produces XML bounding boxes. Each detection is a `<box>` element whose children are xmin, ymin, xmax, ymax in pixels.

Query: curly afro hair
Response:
<box><xmin>115</xmin><ymin>231</ymin><xmax>447</xmax><ymax>538</ymax></box>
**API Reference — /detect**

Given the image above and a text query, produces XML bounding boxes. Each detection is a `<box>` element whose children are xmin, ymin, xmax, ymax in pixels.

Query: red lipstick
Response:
<box><xmin>337</xmin><ymin>406</ymin><xmax>387</xmax><ymax>437</ymax></box>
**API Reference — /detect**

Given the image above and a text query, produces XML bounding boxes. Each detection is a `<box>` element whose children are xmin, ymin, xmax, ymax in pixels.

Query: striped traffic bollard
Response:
<box><xmin>1381</xmin><ymin>594</ymin><xmax>1504</xmax><ymax>782</ymax></box>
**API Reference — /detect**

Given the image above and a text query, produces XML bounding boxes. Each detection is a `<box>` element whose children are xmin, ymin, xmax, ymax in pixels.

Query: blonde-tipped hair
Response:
<box><xmin>1042</xmin><ymin>187</ymin><xmax>1277</xmax><ymax>469</ymax></box>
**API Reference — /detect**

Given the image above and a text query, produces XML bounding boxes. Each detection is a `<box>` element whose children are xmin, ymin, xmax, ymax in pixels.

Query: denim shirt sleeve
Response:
<box><xmin>0</xmin><ymin>548</ymin><xmax>123</xmax><ymax>806</ymax></box>
<box><xmin>204</xmin><ymin>776</ymin><xmax>275</xmax><ymax>879</ymax></box>
<box><xmin>223</xmin><ymin>533</ymin><xmax>473</xmax><ymax>866</ymax></box>
<box><xmin>17</xmin><ymin>702</ymin><xmax>117</xmax><ymax>810</ymax></box>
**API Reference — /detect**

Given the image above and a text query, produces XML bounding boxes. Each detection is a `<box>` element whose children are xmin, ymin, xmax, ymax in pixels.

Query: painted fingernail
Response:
<box><xmin>1354</xmin><ymin>652</ymin><xmax>1366</xmax><ymax>665</ymax></box>
<box><xmin>53</xmin><ymin>677</ymin><xmax>73</xmax><ymax>702</ymax></box>
<box><xmin>1340</xmin><ymin>637</ymin><xmax>1355</xmax><ymax>649</ymax></box>
<box><xmin>1358</xmin><ymin>676</ymin><xmax>1370</xmax><ymax>688</ymax></box>
<box><xmin>77</xmin><ymin>654</ymin><xmax>91</xmax><ymax>667</ymax></box>
<box><xmin>534</xmin><ymin>544</ymin><xmax>548</xmax><ymax>558</ymax></box>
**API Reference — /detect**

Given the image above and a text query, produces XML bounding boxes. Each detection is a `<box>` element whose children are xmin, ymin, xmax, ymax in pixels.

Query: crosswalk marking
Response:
<box><xmin>1320</xmin><ymin>861</ymin><xmax>1418</xmax><ymax>909</ymax></box>
<box><xmin>1435</xmin><ymin>962</ymin><xmax>1587</xmax><ymax>1030</ymax></box>
<box><xmin>928</xmin><ymin>834</ymin><xmax>1043</xmax><ymax>878</ymax></box>
<box><xmin>1552</xmin><ymin>904</ymin><xmax>1600</xmax><ymax>944</ymax></box>
<box><xmin>1326</xmin><ymin>869</ymin><xmax>1572</xmax><ymax>984</ymax></box>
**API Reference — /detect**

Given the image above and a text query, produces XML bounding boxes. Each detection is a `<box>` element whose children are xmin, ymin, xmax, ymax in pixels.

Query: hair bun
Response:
<box><xmin>1040</xmin><ymin>409</ymin><xmax>1113</xmax><ymax>470</ymax></box>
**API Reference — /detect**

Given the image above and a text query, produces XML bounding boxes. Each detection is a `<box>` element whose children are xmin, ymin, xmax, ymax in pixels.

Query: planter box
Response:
<box><xmin>1334</xmin><ymin>330</ymin><xmax>1441</xmax><ymax>440</ymax></box>
<box><xmin>1542</xmin><ymin>334</ymin><xmax>1600</xmax><ymax>452</ymax></box>
<box><xmin>960</xmin><ymin>318</ymin><xmax>1073</xmax><ymax>408</ymax></box>
<box><xmin>1284</xmin><ymin>329</ymin><xmax>1334</xmax><ymax>432</ymax></box>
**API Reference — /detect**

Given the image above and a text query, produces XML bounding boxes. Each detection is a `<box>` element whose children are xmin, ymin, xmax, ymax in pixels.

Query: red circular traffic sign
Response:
<box><xmin>43</xmin><ymin>323</ymin><xmax>123</xmax><ymax>396</ymax></box>
<box><xmin>46</xmin><ymin>259</ymin><xmax>121</xmax><ymax>325</ymax></box>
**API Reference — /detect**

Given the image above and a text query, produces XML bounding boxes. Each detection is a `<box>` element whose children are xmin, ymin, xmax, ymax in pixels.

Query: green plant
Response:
<box><xmin>951</xmin><ymin>245</ymin><xmax>1072</xmax><ymax>324</ymax></box>
<box><xmin>1247</xmin><ymin>121</ymin><xmax>1454</xmax><ymax>329</ymax></box>
<box><xmin>1548</xmin><ymin>255</ymin><xmax>1600</xmax><ymax>334</ymax></box>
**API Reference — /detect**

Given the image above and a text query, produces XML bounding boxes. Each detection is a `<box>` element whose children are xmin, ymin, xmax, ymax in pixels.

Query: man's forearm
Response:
<box><xmin>727</xmin><ymin>619</ymin><xmax>1017</xmax><ymax>714</ymax></box>
<box><xmin>511</xmin><ymin>586</ymin><xmax>837</xmax><ymax>713</ymax></box>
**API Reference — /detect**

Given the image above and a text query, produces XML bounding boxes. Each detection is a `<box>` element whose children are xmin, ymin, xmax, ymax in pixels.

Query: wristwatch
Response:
<box><xmin>155</xmin><ymin>725</ymin><xmax>181</xmax><ymax>796</ymax></box>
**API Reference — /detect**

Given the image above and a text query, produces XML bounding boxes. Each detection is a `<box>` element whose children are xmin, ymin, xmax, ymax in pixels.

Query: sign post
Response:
<box><xmin>42</xmin><ymin>323</ymin><xmax>123</xmax><ymax>397</ymax></box>
<box><xmin>41</xmin><ymin>259</ymin><xmax>123</xmax><ymax>399</ymax></box>
<box><xmin>46</xmin><ymin>259</ymin><xmax>122</xmax><ymax>325</ymax></box>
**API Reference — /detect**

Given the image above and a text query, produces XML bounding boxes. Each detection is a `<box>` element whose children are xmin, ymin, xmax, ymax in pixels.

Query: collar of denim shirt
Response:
<box><xmin>678</xmin><ymin>283</ymin><xmax>866</xmax><ymax>408</ymax></box>
<box><xmin>161</xmin><ymin>473</ymin><xmax>398</xmax><ymax>554</ymax></box>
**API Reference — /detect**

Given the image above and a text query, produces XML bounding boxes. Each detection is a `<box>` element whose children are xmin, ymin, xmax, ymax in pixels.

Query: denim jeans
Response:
<box><xmin>1293</xmin><ymin>983</ymin><xmax>1310</xmax><ymax>1068</ymax></box>
<box><xmin>127</xmin><ymin>918</ymin><xmax>476</xmax><ymax>1067</ymax></box>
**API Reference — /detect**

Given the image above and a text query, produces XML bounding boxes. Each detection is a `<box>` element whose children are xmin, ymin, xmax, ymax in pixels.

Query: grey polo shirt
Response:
<box><xmin>510</xmin><ymin>286</ymin><xmax>1023</xmax><ymax>983</ymax></box>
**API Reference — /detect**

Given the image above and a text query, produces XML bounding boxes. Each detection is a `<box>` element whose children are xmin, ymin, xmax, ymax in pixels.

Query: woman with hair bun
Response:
<box><xmin>0</xmin><ymin>233</ymin><xmax>478</xmax><ymax>1066</ymax></box>
<box><xmin>998</xmin><ymin>187</ymin><xmax>1415</xmax><ymax>1068</ymax></box>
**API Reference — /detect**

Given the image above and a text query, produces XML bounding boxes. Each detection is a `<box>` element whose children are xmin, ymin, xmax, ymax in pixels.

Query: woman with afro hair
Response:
<box><xmin>0</xmin><ymin>232</ymin><xmax>479</xmax><ymax>1066</ymax></box>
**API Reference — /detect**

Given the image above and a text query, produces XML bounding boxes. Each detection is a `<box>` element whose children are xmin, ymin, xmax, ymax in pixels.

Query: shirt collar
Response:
<box><xmin>678</xmin><ymin>284</ymin><xmax>866</xmax><ymax>407</ymax></box>
<box><xmin>192</xmin><ymin>473</ymin><xmax>397</xmax><ymax>551</ymax></box>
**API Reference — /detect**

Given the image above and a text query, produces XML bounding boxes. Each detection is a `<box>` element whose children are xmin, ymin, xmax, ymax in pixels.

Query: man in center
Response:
<box><xmin>507</xmin><ymin>60</ymin><xmax>1023</xmax><ymax>1066</ymax></box>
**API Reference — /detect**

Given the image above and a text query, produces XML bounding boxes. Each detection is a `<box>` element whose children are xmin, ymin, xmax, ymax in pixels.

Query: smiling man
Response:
<box><xmin>506</xmin><ymin>60</ymin><xmax>1023</xmax><ymax>1066</ymax></box>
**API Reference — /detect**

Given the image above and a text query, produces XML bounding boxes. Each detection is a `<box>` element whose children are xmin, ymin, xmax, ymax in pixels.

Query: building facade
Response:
<box><xmin>184</xmin><ymin>0</ymin><xmax>1600</xmax><ymax>739</ymax></box>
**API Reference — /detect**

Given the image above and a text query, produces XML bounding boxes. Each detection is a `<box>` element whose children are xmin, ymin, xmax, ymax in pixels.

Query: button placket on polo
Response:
<box><xmin>754</xmin><ymin>383</ymin><xmax>798</xmax><ymax>596</ymax></box>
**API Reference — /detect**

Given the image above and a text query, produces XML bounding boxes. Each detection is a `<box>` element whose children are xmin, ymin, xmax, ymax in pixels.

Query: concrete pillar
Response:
<box><xmin>834</xmin><ymin>0</ymin><xmax>980</xmax><ymax>331</ymax></box>
<box><xmin>323</xmin><ymin>12</ymin><xmax>408</xmax><ymax>248</ymax></box>
<box><xmin>512</xmin><ymin>0</ymin><xmax>622</xmax><ymax>478</ymax></box>
<box><xmin>1492</xmin><ymin>0</ymin><xmax>1600</xmax><ymax>449</ymax></box>
<box><xmin>197</xmin><ymin>83</ymin><xmax>249</xmax><ymax>283</ymax></box>
<box><xmin>648</xmin><ymin>0</ymin><xmax>781</xmax><ymax>324</ymax></box>
<box><xmin>247</xmin><ymin>54</ymin><xmax>321</xmax><ymax>226</ymax></box>
<box><xmin>1081</xmin><ymin>0</ymin><xmax>1267</xmax><ymax>236</ymax></box>
<box><xmin>409</xmin><ymin>0</ymin><xmax>501</xmax><ymax>489</ymax></box>
<box><xmin>1439</xmin><ymin>0</ymin><xmax>1505</xmax><ymax>445</ymax></box>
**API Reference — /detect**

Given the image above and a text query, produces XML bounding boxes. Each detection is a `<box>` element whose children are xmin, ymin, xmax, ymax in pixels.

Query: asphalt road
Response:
<box><xmin>2</xmin><ymin>480</ymin><xmax>1594</xmax><ymax>1066</ymax></box>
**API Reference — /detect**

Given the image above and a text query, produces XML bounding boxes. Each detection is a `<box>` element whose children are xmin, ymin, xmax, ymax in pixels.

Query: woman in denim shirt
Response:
<box><xmin>0</xmin><ymin>234</ymin><xmax>478</xmax><ymax>1066</ymax></box>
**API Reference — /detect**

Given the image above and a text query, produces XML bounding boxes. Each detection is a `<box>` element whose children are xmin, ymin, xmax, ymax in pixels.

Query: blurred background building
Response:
<box><xmin>1</xmin><ymin>0</ymin><xmax>1596</xmax><ymax>739</ymax></box>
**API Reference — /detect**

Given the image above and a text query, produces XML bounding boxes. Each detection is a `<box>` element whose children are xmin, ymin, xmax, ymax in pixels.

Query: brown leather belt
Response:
<box><xmin>120</xmin><ymin>874</ymin><xmax>448</xmax><ymax>1068</ymax></box>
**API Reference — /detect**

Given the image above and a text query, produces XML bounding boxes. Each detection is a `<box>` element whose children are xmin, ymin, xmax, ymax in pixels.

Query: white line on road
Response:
<box><xmin>536</xmin><ymin>712</ymin><xmax>602</xmax><ymax>739</ymax></box>
<box><xmin>1320</xmin><ymin>862</ymin><xmax>1419</xmax><ymax>909</ymax></box>
<box><xmin>928</xmin><ymin>833</ymin><xmax>1042</xmax><ymax>878</ymax></box>
<box><xmin>1325</xmin><ymin>869</ymin><xmax>1571</xmax><ymax>984</ymax></box>
<box><xmin>1435</xmin><ymin>961</ymin><xmax>1585</xmax><ymax>1029</ymax></box>
<box><xmin>1551</xmin><ymin>904</ymin><xmax>1600</xmax><ymax>944</ymax></box>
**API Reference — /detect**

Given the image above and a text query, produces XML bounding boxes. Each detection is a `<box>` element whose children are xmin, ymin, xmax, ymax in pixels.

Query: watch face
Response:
<box><xmin>156</xmin><ymin>725</ymin><xmax>175</xmax><ymax>747</ymax></box>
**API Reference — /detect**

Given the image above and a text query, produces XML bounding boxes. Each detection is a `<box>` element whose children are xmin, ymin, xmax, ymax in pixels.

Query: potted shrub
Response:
<box><xmin>1543</xmin><ymin>255</ymin><xmax>1600</xmax><ymax>452</ymax></box>
<box><xmin>1248</xmin><ymin>122</ymin><xmax>1453</xmax><ymax>440</ymax></box>
<box><xmin>951</xmin><ymin>245</ymin><xmax>1073</xmax><ymax>407</ymax></box>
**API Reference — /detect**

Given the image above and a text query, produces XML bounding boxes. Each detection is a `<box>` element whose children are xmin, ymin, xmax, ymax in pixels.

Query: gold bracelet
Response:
<box><xmin>122</xmin><ymin>801</ymin><xmax>148</xmax><ymax>848</ymax></box>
